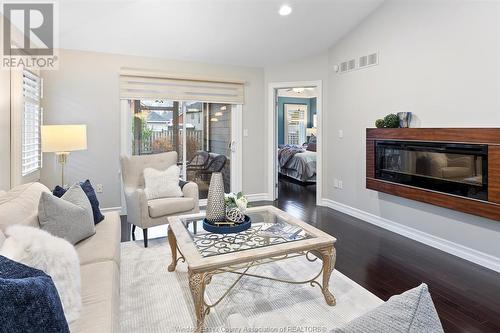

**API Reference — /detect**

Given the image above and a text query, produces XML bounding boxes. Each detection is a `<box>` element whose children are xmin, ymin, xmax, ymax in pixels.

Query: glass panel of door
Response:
<box><xmin>130</xmin><ymin>99</ymin><xmax>232</xmax><ymax>199</ymax></box>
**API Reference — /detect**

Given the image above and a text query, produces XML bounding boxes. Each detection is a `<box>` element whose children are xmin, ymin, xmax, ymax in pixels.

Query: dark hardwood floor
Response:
<box><xmin>267</xmin><ymin>177</ymin><xmax>500</xmax><ymax>333</ymax></box>
<box><xmin>121</xmin><ymin>176</ymin><xmax>500</xmax><ymax>332</ymax></box>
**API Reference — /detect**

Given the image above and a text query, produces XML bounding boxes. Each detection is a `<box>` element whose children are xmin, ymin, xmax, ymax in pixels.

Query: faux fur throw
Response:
<box><xmin>0</xmin><ymin>226</ymin><xmax>82</xmax><ymax>323</ymax></box>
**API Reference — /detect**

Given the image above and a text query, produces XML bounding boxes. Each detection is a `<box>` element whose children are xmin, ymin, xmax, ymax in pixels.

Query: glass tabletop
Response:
<box><xmin>180</xmin><ymin>209</ymin><xmax>314</xmax><ymax>257</ymax></box>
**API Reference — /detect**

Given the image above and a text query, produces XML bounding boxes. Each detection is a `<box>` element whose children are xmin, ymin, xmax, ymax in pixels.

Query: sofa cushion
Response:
<box><xmin>0</xmin><ymin>182</ymin><xmax>50</xmax><ymax>231</ymax></box>
<box><xmin>75</xmin><ymin>212</ymin><xmax>121</xmax><ymax>267</ymax></box>
<box><xmin>332</xmin><ymin>283</ymin><xmax>444</xmax><ymax>333</ymax></box>
<box><xmin>69</xmin><ymin>261</ymin><xmax>119</xmax><ymax>333</ymax></box>
<box><xmin>148</xmin><ymin>197</ymin><xmax>195</xmax><ymax>218</ymax></box>
<box><xmin>38</xmin><ymin>185</ymin><xmax>95</xmax><ymax>245</ymax></box>
<box><xmin>53</xmin><ymin>180</ymin><xmax>105</xmax><ymax>224</ymax></box>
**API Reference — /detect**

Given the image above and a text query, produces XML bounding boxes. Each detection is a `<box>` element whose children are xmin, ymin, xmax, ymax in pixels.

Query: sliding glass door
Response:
<box><xmin>128</xmin><ymin>99</ymin><xmax>237</xmax><ymax>199</ymax></box>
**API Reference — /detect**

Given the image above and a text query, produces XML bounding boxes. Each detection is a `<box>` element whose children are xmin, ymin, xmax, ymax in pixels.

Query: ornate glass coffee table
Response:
<box><xmin>167</xmin><ymin>205</ymin><xmax>337</xmax><ymax>332</ymax></box>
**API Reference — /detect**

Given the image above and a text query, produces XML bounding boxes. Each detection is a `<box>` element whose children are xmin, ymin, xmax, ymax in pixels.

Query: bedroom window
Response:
<box><xmin>285</xmin><ymin>104</ymin><xmax>307</xmax><ymax>145</ymax></box>
<box><xmin>21</xmin><ymin>69</ymin><xmax>42</xmax><ymax>176</ymax></box>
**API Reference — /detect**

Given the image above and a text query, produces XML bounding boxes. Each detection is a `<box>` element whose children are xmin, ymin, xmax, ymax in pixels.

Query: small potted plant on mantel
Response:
<box><xmin>375</xmin><ymin>112</ymin><xmax>412</xmax><ymax>128</ymax></box>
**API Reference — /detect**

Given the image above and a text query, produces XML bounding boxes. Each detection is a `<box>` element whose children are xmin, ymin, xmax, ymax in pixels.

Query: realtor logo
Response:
<box><xmin>2</xmin><ymin>2</ymin><xmax>58</xmax><ymax>69</ymax></box>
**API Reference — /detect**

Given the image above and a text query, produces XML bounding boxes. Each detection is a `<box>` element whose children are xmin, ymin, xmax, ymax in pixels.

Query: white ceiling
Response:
<box><xmin>58</xmin><ymin>0</ymin><xmax>383</xmax><ymax>67</ymax></box>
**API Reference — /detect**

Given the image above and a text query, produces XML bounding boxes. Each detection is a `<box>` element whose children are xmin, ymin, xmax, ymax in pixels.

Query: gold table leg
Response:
<box><xmin>189</xmin><ymin>270</ymin><xmax>209</xmax><ymax>333</ymax></box>
<box><xmin>319</xmin><ymin>246</ymin><xmax>337</xmax><ymax>306</ymax></box>
<box><xmin>167</xmin><ymin>226</ymin><xmax>177</xmax><ymax>272</ymax></box>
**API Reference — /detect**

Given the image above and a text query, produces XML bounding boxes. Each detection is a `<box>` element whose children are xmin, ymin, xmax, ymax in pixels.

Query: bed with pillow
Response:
<box><xmin>278</xmin><ymin>136</ymin><xmax>317</xmax><ymax>183</ymax></box>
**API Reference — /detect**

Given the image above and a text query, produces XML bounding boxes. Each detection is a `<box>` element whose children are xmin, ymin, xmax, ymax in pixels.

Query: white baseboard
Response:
<box><xmin>321</xmin><ymin>198</ymin><xmax>500</xmax><ymax>273</ymax></box>
<box><xmin>246</xmin><ymin>193</ymin><xmax>273</xmax><ymax>202</ymax></box>
<box><xmin>101</xmin><ymin>206</ymin><xmax>122</xmax><ymax>213</ymax></box>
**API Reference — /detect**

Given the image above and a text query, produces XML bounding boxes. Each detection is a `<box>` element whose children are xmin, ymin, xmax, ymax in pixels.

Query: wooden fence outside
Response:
<box><xmin>138</xmin><ymin>130</ymin><xmax>204</xmax><ymax>155</ymax></box>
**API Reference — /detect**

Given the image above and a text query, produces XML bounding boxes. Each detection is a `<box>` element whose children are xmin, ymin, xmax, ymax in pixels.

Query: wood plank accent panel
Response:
<box><xmin>367</xmin><ymin>178</ymin><xmax>500</xmax><ymax>221</ymax></box>
<box><xmin>367</xmin><ymin>128</ymin><xmax>500</xmax><ymax>145</ymax></box>
<box><xmin>489</xmin><ymin>146</ymin><xmax>500</xmax><ymax>204</ymax></box>
<box><xmin>366</xmin><ymin>139</ymin><xmax>375</xmax><ymax>178</ymax></box>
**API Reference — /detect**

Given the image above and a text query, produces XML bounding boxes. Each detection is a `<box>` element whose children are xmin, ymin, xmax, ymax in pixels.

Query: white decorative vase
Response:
<box><xmin>206</xmin><ymin>172</ymin><xmax>226</xmax><ymax>222</ymax></box>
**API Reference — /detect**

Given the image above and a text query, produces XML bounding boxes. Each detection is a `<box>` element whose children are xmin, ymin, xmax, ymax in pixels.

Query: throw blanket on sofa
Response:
<box><xmin>278</xmin><ymin>145</ymin><xmax>305</xmax><ymax>168</ymax></box>
<box><xmin>0</xmin><ymin>255</ymin><xmax>69</xmax><ymax>333</ymax></box>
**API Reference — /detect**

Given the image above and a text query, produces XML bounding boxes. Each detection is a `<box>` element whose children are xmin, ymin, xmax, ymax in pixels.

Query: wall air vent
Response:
<box><xmin>359</xmin><ymin>55</ymin><xmax>368</xmax><ymax>68</ymax></box>
<box><xmin>340</xmin><ymin>61</ymin><xmax>349</xmax><ymax>73</ymax></box>
<box><xmin>347</xmin><ymin>59</ymin><xmax>356</xmax><ymax>71</ymax></box>
<box><xmin>339</xmin><ymin>52</ymin><xmax>379</xmax><ymax>74</ymax></box>
<box><xmin>368</xmin><ymin>53</ymin><xmax>378</xmax><ymax>66</ymax></box>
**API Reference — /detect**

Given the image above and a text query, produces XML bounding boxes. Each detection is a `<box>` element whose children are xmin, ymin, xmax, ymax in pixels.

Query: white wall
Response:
<box><xmin>41</xmin><ymin>49</ymin><xmax>265</xmax><ymax>208</ymax></box>
<box><xmin>267</xmin><ymin>0</ymin><xmax>500</xmax><ymax>267</ymax></box>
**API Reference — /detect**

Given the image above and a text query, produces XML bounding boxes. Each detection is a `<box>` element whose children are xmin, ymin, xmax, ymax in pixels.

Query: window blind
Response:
<box><xmin>119</xmin><ymin>70</ymin><xmax>245</xmax><ymax>104</ymax></box>
<box><xmin>22</xmin><ymin>69</ymin><xmax>42</xmax><ymax>176</ymax></box>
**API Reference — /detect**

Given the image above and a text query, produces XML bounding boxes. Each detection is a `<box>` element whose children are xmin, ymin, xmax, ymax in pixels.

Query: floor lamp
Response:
<box><xmin>41</xmin><ymin>125</ymin><xmax>87</xmax><ymax>187</ymax></box>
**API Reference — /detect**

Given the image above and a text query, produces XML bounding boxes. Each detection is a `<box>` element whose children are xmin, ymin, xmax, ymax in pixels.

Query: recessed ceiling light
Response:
<box><xmin>215</xmin><ymin>112</ymin><xmax>223</xmax><ymax>116</ymax></box>
<box><xmin>210</xmin><ymin>117</ymin><xmax>218</xmax><ymax>122</ymax></box>
<box><xmin>279</xmin><ymin>4</ymin><xmax>292</xmax><ymax>16</ymax></box>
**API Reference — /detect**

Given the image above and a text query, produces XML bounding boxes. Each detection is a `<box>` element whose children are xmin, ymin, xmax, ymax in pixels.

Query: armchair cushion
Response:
<box><xmin>143</xmin><ymin>166</ymin><xmax>183</xmax><ymax>200</ymax></box>
<box><xmin>148</xmin><ymin>197</ymin><xmax>195</xmax><ymax>218</ymax></box>
<box><xmin>120</xmin><ymin>152</ymin><xmax>178</xmax><ymax>189</ymax></box>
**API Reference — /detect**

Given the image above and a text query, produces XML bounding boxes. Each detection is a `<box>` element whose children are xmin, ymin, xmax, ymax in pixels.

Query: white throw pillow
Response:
<box><xmin>0</xmin><ymin>225</ymin><xmax>81</xmax><ymax>323</ymax></box>
<box><xmin>144</xmin><ymin>165</ymin><xmax>183</xmax><ymax>200</ymax></box>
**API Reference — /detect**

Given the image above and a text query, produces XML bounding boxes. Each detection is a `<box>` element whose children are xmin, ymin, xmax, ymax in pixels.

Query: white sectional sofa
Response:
<box><xmin>0</xmin><ymin>182</ymin><xmax>121</xmax><ymax>333</ymax></box>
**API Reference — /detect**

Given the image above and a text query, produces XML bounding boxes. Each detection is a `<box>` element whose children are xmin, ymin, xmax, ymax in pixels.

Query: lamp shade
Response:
<box><xmin>41</xmin><ymin>125</ymin><xmax>87</xmax><ymax>153</ymax></box>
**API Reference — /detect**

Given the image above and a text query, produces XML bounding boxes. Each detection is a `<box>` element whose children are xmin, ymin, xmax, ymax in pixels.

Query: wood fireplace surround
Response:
<box><xmin>366</xmin><ymin>128</ymin><xmax>500</xmax><ymax>221</ymax></box>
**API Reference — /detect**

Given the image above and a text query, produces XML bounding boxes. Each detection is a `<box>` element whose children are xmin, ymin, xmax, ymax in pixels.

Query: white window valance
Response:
<box><xmin>119</xmin><ymin>69</ymin><xmax>245</xmax><ymax>104</ymax></box>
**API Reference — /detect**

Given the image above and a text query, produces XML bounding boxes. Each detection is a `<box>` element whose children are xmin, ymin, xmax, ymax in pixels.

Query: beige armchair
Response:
<box><xmin>120</xmin><ymin>151</ymin><xmax>199</xmax><ymax>247</ymax></box>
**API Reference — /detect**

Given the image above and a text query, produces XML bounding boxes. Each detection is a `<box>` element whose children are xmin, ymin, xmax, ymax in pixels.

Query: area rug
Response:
<box><xmin>120</xmin><ymin>238</ymin><xmax>383</xmax><ymax>332</ymax></box>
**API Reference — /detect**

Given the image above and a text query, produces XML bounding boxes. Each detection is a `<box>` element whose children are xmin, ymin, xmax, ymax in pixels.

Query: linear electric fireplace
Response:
<box><xmin>366</xmin><ymin>128</ymin><xmax>500</xmax><ymax>221</ymax></box>
<box><xmin>375</xmin><ymin>140</ymin><xmax>488</xmax><ymax>201</ymax></box>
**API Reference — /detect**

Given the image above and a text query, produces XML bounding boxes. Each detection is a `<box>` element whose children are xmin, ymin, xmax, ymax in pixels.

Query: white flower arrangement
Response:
<box><xmin>224</xmin><ymin>192</ymin><xmax>249</xmax><ymax>213</ymax></box>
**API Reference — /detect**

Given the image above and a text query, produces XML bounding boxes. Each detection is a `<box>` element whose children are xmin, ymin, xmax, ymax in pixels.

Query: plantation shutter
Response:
<box><xmin>119</xmin><ymin>69</ymin><xmax>245</xmax><ymax>104</ymax></box>
<box><xmin>22</xmin><ymin>69</ymin><xmax>42</xmax><ymax>176</ymax></box>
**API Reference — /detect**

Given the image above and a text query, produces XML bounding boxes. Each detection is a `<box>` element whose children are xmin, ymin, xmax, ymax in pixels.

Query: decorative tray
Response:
<box><xmin>202</xmin><ymin>215</ymin><xmax>251</xmax><ymax>234</ymax></box>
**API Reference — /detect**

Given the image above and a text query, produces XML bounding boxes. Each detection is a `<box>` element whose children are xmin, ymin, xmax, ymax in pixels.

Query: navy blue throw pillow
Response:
<box><xmin>0</xmin><ymin>255</ymin><xmax>70</xmax><ymax>333</ymax></box>
<box><xmin>53</xmin><ymin>179</ymin><xmax>105</xmax><ymax>224</ymax></box>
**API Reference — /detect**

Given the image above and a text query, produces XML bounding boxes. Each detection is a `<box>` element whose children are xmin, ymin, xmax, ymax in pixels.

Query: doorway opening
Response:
<box><xmin>268</xmin><ymin>81</ymin><xmax>322</xmax><ymax>205</ymax></box>
<box><xmin>121</xmin><ymin>99</ymin><xmax>242</xmax><ymax>209</ymax></box>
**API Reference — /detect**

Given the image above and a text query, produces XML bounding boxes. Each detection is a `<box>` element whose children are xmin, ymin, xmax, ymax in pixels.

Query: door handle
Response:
<box><xmin>228</xmin><ymin>140</ymin><xmax>236</xmax><ymax>153</ymax></box>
